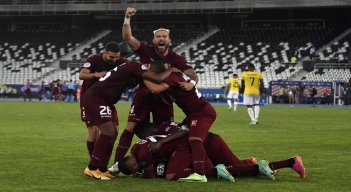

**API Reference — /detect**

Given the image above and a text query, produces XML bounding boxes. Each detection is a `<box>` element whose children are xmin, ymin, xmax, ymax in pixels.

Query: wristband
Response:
<box><xmin>189</xmin><ymin>80</ymin><xmax>197</xmax><ymax>86</ymax></box>
<box><xmin>124</xmin><ymin>17</ymin><xmax>130</xmax><ymax>25</ymax></box>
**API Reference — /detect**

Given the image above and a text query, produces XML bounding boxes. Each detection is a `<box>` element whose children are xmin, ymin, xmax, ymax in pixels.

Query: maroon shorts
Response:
<box><xmin>152</xmin><ymin>94</ymin><xmax>174</xmax><ymax>125</ymax></box>
<box><xmin>128</xmin><ymin>88</ymin><xmax>173</xmax><ymax>125</ymax></box>
<box><xmin>81</xmin><ymin>92</ymin><xmax>118</xmax><ymax>127</ymax></box>
<box><xmin>184</xmin><ymin>103</ymin><xmax>216</xmax><ymax>141</ymax></box>
<box><xmin>127</xmin><ymin>99</ymin><xmax>151</xmax><ymax>123</ymax></box>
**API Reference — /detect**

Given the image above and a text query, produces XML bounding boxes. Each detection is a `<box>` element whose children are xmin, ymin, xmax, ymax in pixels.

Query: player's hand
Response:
<box><xmin>95</xmin><ymin>71</ymin><xmax>107</xmax><ymax>78</ymax></box>
<box><xmin>164</xmin><ymin>63</ymin><xmax>170</xmax><ymax>69</ymax></box>
<box><xmin>149</xmin><ymin>142</ymin><xmax>162</xmax><ymax>153</ymax></box>
<box><xmin>179</xmin><ymin>82</ymin><xmax>194</xmax><ymax>91</ymax></box>
<box><xmin>125</xmin><ymin>7</ymin><xmax>136</xmax><ymax>18</ymax></box>
<box><xmin>171</xmin><ymin>67</ymin><xmax>181</xmax><ymax>73</ymax></box>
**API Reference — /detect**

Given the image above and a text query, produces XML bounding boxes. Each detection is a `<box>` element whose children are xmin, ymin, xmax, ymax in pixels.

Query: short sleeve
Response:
<box><xmin>129</xmin><ymin>62</ymin><xmax>148</xmax><ymax>77</ymax></box>
<box><xmin>164</xmin><ymin>73</ymin><xmax>185</xmax><ymax>87</ymax></box>
<box><xmin>82</xmin><ymin>57</ymin><xmax>95</xmax><ymax>70</ymax></box>
<box><xmin>172</xmin><ymin>55</ymin><xmax>192</xmax><ymax>72</ymax></box>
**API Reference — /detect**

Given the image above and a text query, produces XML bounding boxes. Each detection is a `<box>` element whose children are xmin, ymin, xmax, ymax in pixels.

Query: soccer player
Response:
<box><xmin>118</xmin><ymin>121</ymin><xmax>306</xmax><ymax>181</ymax></box>
<box><xmin>224</xmin><ymin>73</ymin><xmax>240</xmax><ymax>111</ymax></box>
<box><xmin>143</xmin><ymin>64</ymin><xmax>216</xmax><ymax>182</ymax></box>
<box><xmin>240</xmin><ymin>63</ymin><xmax>264</xmax><ymax>125</ymax></box>
<box><xmin>118</xmin><ymin>121</ymin><xmax>235</xmax><ymax>182</ymax></box>
<box><xmin>110</xmin><ymin>7</ymin><xmax>199</xmax><ymax>173</ymax></box>
<box><xmin>82</xmin><ymin>60</ymin><xmax>179</xmax><ymax>180</ymax></box>
<box><xmin>23</xmin><ymin>79</ymin><xmax>32</xmax><ymax>101</ymax></box>
<box><xmin>79</xmin><ymin>42</ymin><xmax>127</xmax><ymax>159</ymax></box>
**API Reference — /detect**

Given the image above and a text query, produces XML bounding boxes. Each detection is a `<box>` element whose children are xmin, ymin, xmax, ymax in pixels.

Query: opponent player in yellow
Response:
<box><xmin>224</xmin><ymin>74</ymin><xmax>240</xmax><ymax>111</ymax></box>
<box><xmin>240</xmin><ymin>64</ymin><xmax>264</xmax><ymax>125</ymax></box>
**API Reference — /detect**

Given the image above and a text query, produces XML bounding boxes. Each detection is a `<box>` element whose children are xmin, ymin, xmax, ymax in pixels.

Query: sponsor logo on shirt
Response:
<box><xmin>83</xmin><ymin>62</ymin><xmax>91</xmax><ymax>68</ymax></box>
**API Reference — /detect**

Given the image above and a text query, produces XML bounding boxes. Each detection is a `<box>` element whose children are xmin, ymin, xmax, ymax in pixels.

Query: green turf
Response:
<box><xmin>0</xmin><ymin>101</ymin><xmax>350</xmax><ymax>192</ymax></box>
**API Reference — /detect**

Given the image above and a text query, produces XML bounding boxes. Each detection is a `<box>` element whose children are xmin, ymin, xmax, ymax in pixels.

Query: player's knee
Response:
<box><xmin>87</xmin><ymin>127</ymin><xmax>99</xmax><ymax>141</ymax></box>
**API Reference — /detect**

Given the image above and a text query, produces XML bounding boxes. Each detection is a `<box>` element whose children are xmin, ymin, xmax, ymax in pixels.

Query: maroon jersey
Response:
<box><xmin>80</xmin><ymin>54</ymin><xmax>127</xmax><ymax>97</ymax></box>
<box><xmin>164</xmin><ymin>73</ymin><xmax>207</xmax><ymax>115</ymax></box>
<box><xmin>136</xmin><ymin>42</ymin><xmax>192</xmax><ymax>72</ymax></box>
<box><xmin>155</xmin><ymin>122</ymin><xmax>187</xmax><ymax>135</ymax></box>
<box><xmin>127</xmin><ymin>85</ymin><xmax>153</xmax><ymax>122</ymax></box>
<box><xmin>131</xmin><ymin>135</ymin><xmax>187</xmax><ymax>168</ymax></box>
<box><xmin>86</xmin><ymin>61</ymin><xmax>147</xmax><ymax>105</ymax></box>
<box><xmin>131</xmin><ymin>42</ymin><xmax>192</xmax><ymax>124</ymax></box>
<box><xmin>128</xmin><ymin>84</ymin><xmax>174</xmax><ymax>124</ymax></box>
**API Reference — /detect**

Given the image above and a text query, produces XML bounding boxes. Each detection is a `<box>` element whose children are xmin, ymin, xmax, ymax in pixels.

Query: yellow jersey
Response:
<box><xmin>227</xmin><ymin>78</ymin><xmax>240</xmax><ymax>93</ymax></box>
<box><xmin>241</xmin><ymin>71</ymin><xmax>263</xmax><ymax>95</ymax></box>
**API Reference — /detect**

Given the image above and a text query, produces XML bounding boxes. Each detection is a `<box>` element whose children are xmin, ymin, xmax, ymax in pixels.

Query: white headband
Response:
<box><xmin>153</xmin><ymin>28</ymin><xmax>170</xmax><ymax>35</ymax></box>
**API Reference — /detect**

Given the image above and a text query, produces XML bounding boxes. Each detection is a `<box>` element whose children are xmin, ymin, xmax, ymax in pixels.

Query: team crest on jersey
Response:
<box><xmin>83</xmin><ymin>62</ymin><xmax>91</xmax><ymax>68</ymax></box>
<box><xmin>191</xmin><ymin>120</ymin><xmax>197</xmax><ymax>127</ymax></box>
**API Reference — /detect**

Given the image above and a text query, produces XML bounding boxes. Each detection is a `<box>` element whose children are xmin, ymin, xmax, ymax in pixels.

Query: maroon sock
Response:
<box><xmin>99</xmin><ymin>136</ymin><xmax>116</xmax><ymax>172</ymax></box>
<box><xmin>227</xmin><ymin>164</ymin><xmax>259</xmax><ymax>177</ymax></box>
<box><xmin>189</xmin><ymin>140</ymin><xmax>206</xmax><ymax>175</ymax></box>
<box><xmin>89</xmin><ymin>134</ymin><xmax>113</xmax><ymax>170</ymax></box>
<box><xmin>269</xmin><ymin>158</ymin><xmax>294</xmax><ymax>171</ymax></box>
<box><xmin>87</xmin><ymin>141</ymin><xmax>95</xmax><ymax>157</ymax></box>
<box><xmin>114</xmin><ymin>130</ymin><xmax>134</xmax><ymax>162</ymax></box>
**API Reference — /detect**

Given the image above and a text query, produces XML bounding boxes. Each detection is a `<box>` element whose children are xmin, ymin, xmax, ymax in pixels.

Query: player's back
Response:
<box><xmin>165</xmin><ymin>73</ymin><xmax>207</xmax><ymax>115</ymax></box>
<box><xmin>89</xmin><ymin>61</ymin><xmax>146</xmax><ymax>104</ymax></box>
<box><xmin>242</xmin><ymin>71</ymin><xmax>262</xmax><ymax>95</ymax></box>
<box><xmin>81</xmin><ymin>54</ymin><xmax>127</xmax><ymax>96</ymax></box>
<box><xmin>228</xmin><ymin>78</ymin><xmax>240</xmax><ymax>93</ymax></box>
<box><xmin>131</xmin><ymin>135</ymin><xmax>187</xmax><ymax>166</ymax></box>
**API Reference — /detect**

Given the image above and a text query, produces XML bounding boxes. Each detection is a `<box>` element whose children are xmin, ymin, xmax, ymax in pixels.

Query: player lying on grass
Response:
<box><xmin>117</xmin><ymin>121</ymin><xmax>306</xmax><ymax>181</ymax></box>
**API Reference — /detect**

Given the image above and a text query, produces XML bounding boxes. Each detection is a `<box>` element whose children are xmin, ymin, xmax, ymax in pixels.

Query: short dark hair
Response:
<box><xmin>134</xmin><ymin>120</ymin><xmax>156</xmax><ymax>139</ymax></box>
<box><xmin>247</xmin><ymin>63</ymin><xmax>255</xmax><ymax>70</ymax></box>
<box><xmin>233</xmin><ymin>73</ymin><xmax>238</xmax><ymax>77</ymax></box>
<box><xmin>118</xmin><ymin>156</ymin><xmax>133</xmax><ymax>175</ymax></box>
<box><xmin>104</xmin><ymin>42</ymin><xmax>120</xmax><ymax>53</ymax></box>
<box><xmin>149</xmin><ymin>60</ymin><xmax>165</xmax><ymax>73</ymax></box>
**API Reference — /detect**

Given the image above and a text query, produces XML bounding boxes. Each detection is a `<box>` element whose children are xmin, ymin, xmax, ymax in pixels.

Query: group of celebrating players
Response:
<box><xmin>78</xmin><ymin>7</ymin><xmax>306</xmax><ymax>182</ymax></box>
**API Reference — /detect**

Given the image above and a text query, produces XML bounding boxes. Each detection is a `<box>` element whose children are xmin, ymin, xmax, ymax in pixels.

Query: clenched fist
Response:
<box><xmin>125</xmin><ymin>7</ymin><xmax>136</xmax><ymax>18</ymax></box>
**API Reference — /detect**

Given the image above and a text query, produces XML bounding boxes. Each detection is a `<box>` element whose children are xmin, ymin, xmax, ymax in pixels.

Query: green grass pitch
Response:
<box><xmin>0</xmin><ymin>101</ymin><xmax>350</xmax><ymax>192</ymax></box>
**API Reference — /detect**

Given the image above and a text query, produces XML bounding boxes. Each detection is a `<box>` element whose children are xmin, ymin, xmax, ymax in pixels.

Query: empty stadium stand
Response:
<box><xmin>182</xmin><ymin>26</ymin><xmax>340</xmax><ymax>88</ymax></box>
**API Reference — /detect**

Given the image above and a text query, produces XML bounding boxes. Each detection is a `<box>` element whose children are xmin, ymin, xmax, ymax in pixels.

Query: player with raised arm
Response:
<box><xmin>82</xmin><ymin>60</ymin><xmax>179</xmax><ymax>180</ymax></box>
<box><xmin>109</xmin><ymin>7</ymin><xmax>199</xmax><ymax>174</ymax></box>
<box><xmin>240</xmin><ymin>63</ymin><xmax>264</xmax><ymax>125</ymax></box>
